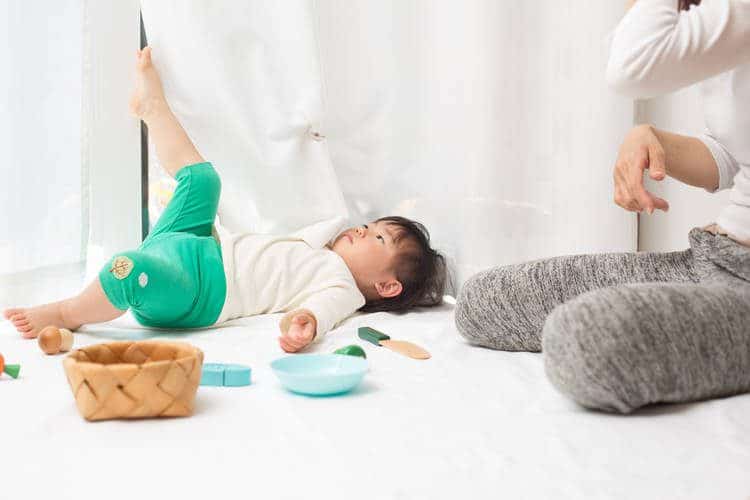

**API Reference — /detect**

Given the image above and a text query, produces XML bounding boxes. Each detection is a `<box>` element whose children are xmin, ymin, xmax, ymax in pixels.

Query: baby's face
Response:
<box><xmin>330</xmin><ymin>220</ymin><xmax>402</xmax><ymax>298</ymax></box>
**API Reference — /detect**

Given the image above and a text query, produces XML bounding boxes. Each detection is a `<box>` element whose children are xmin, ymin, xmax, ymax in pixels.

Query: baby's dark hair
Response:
<box><xmin>360</xmin><ymin>215</ymin><xmax>447</xmax><ymax>313</ymax></box>
<box><xmin>678</xmin><ymin>0</ymin><xmax>700</xmax><ymax>10</ymax></box>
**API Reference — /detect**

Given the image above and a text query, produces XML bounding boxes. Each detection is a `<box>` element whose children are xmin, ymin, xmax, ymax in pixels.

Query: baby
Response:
<box><xmin>3</xmin><ymin>47</ymin><xmax>447</xmax><ymax>353</ymax></box>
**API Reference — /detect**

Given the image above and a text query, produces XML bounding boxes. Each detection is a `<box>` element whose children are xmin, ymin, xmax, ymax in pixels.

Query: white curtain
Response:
<box><xmin>316</xmin><ymin>0</ymin><xmax>636</xmax><ymax>286</ymax></box>
<box><xmin>0</xmin><ymin>1</ymin><xmax>84</xmax><ymax>276</ymax></box>
<box><xmin>0</xmin><ymin>0</ymin><xmax>88</xmax><ymax>308</ymax></box>
<box><xmin>2</xmin><ymin>0</ymin><xmax>636</xmax><ymax>308</ymax></box>
<box><xmin>140</xmin><ymin>0</ymin><xmax>348</xmax><ymax>236</ymax></box>
<box><xmin>1</xmin><ymin>0</ymin><xmax>142</xmax><ymax>307</ymax></box>
<box><xmin>141</xmin><ymin>0</ymin><xmax>635</xmax><ymax>292</ymax></box>
<box><xmin>81</xmin><ymin>0</ymin><xmax>142</xmax><ymax>282</ymax></box>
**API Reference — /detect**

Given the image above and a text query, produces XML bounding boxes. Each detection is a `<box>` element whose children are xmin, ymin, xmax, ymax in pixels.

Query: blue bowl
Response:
<box><xmin>270</xmin><ymin>354</ymin><xmax>368</xmax><ymax>396</ymax></box>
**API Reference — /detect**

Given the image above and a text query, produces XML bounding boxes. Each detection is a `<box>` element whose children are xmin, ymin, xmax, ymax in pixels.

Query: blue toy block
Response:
<box><xmin>201</xmin><ymin>363</ymin><xmax>226</xmax><ymax>386</ymax></box>
<box><xmin>224</xmin><ymin>364</ymin><xmax>252</xmax><ymax>386</ymax></box>
<box><xmin>200</xmin><ymin>363</ymin><xmax>252</xmax><ymax>387</ymax></box>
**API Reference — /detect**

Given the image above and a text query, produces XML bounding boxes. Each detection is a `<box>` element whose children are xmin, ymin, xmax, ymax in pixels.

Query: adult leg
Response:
<box><xmin>455</xmin><ymin>250</ymin><xmax>696</xmax><ymax>351</ymax></box>
<box><xmin>542</xmin><ymin>281</ymin><xmax>750</xmax><ymax>413</ymax></box>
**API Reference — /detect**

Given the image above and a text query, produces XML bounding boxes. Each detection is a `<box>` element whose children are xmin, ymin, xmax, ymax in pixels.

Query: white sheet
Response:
<box><xmin>2</xmin><ymin>306</ymin><xmax>749</xmax><ymax>499</ymax></box>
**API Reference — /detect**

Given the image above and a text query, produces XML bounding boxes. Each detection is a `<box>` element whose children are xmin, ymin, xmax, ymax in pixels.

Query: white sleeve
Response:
<box><xmin>699</xmin><ymin>133</ymin><xmax>742</xmax><ymax>192</ymax></box>
<box><xmin>607</xmin><ymin>0</ymin><xmax>750</xmax><ymax>98</ymax></box>
<box><xmin>296</xmin><ymin>285</ymin><xmax>366</xmax><ymax>340</ymax></box>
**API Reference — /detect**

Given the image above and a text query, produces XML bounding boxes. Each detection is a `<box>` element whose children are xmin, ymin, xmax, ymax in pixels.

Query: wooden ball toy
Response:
<box><xmin>0</xmin><ymin>353</ymin><xmax>20</xmax><ymax>379</ymax></box>
<box><xmin>38</xmin><ymin>326</ymin><xmax>74</xmax><ymax>355</ymax></box>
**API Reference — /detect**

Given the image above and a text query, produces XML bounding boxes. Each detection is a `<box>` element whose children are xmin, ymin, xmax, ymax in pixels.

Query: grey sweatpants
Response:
<box><xmin>455</xmin><ymin>228</ymin><xmax>750</xmax><ymax>413</ymax></box>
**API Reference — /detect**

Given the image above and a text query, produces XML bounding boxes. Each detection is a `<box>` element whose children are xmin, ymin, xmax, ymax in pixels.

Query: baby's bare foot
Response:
<box><xmin>3</xmin><ymin>303</ymin><xmax>79</xmax><ymax>339</ymax></box>
<box><xmin>129</xmin><ymin>46</ymin><xmax>168</xmax><ymax>121</ymax></box>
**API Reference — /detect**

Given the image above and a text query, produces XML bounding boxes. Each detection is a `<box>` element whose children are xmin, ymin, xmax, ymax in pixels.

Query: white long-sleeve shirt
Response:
<box><xmin>213</xmin><ymin>216</ymin><xmax>365</xmax><ymax>340</ymax></box>
<box><xmin>607</xmin><ymin>0</ymin><xmax>750</xmax><ymax>241</ymax></box>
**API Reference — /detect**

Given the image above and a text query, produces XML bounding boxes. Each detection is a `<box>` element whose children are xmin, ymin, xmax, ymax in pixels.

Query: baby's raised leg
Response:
<box><xmin>129</xmin><ymin>46</ymin><xmax>204</xmax><ymax>177</ymax></box>
<box><xmin>3</xmin><ymin>279</ymin><xmax>125</xmax><ymax>338</ymax></box>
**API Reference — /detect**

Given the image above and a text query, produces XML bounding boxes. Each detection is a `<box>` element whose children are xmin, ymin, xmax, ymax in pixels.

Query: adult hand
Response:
<box><xmin>613</xmin><ymin>124</ymin><xmax>670</xmax><ymax>214</ymax></box>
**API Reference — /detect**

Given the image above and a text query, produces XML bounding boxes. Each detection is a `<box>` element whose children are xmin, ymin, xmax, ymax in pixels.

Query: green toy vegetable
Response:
<box><xmin>334</xmin><ymin>345</ymin><xmax>367</xmax><ymax>359</ymax></box>
<box><xmin>0</xmin><ymin>353</ymin><xmax>20</xmax><ymax>379</ymax></box>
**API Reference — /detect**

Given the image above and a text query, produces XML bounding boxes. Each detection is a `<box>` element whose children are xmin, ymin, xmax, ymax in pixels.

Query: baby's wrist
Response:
<box><xmin>279</xmin><ymin>308</ymin><xmax>317</xmax><ymax>335</ymax></box>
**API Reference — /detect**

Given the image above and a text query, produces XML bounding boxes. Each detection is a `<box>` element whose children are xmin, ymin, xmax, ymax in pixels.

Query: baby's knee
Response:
<box><xmin>188</xmin><ymin>162</ymin><xmax>222</xmax><ymax>197</ymax></box>
<box><xmin>98</xmin><ymin>251</ymin><xmax>153</xmax><ymax>310</ymax></box>
<box><xmin>201</xmin><ymin>162</ymin><xmax>222</xmax><ymax>195</ymax></box>
<box><xmin>455</xmin><ymin>266</ymin><xmax>541</xmax><ymax>351</ymax></box>
<box><xmin>542</xmin><ymin>289</ymin><xmax>640</xmax><ymax>413</ymax></box>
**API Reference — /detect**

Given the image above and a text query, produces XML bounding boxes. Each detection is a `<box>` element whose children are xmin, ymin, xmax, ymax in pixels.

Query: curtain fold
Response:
<box><xmin>0</xmin><ymin>0</ymin><xmax>89</xmax><ymax>307</ymax></box>
<box><xmin>81</xmin><ymin>0</ymin><xmax>142</xmax><ymax>282</ymax></box>
<box><xmin>1</xmin><ymin>0</ymin><xmax>142</xmax><ymax>306</ymax></box>
<box><xmin>140</xmin><ymin>0</ymin><xmax>636</xmax><ymax>291</ymax></box>
<box><xmin>316</xmin><ymin>0</ymin><xmax>637</xmax><ymax>287</ymax></box>
<box><xmin>1</xmin><ymin>0</ymin><xmax>636</xmax><ymax>306</ymax></box>
<box><xmin>140</xmin><ymin>0</ymin><xmax>348</xmax><ymax>237</ymax></box>
<box><xmin>0</xmin><ymin>0</ymin><xmax>84</xmax><ymax>276</ymax></box>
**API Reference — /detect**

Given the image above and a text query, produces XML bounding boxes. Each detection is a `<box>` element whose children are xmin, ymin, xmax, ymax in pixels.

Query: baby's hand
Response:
<box><xmin>279</xmin><ymin>312</ymin><xmax>317</xmax><ymax>353</ymax></box>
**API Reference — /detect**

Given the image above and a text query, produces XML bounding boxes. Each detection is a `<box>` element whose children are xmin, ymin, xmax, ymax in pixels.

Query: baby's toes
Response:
<box><xmin>12</xmin><ymin>316</ymin><xmax>29</xmax><ymax>327</ymax></box>
<box><xmin>3</xmin><ymin>308</ymin><xmax>22</xmax><ymax>320</ymax></box>
<box><xmin>21</xmin><ymin>327</ymin><xmax>38</xmax><ymax>339</ymax></box>
<box><xmin>10</xmin><ymin>312</ymin><xmax>27</xmax><ymax>323</ymax></box>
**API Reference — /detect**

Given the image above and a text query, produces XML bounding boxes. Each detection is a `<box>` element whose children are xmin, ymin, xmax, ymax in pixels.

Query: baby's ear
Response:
<box><xmin>375</xmin><ymin>280</ymin><xmax>403</xmax><ymax>299</ymax></box>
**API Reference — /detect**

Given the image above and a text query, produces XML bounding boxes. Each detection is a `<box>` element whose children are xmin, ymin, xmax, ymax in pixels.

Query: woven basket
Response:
<box><xmin>63</xmin><ymin>341</ymin><xmax>204</xmax><ymax>421</ymax></box>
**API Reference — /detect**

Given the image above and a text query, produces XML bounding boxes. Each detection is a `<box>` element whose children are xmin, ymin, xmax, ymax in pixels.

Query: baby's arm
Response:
<box><xmin>129</xmin><ymin>47</ymin><xmax>204</xmax><ymax>177</ymax></box>
<box><xmin>278</xmin><ymin>286</ymin><xmax>365</xmax><ymax>353</ymax></box>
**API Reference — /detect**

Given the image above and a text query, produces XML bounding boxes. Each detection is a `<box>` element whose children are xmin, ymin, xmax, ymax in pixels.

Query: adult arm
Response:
<box><xmin>613</xmin><ymin>124</ymin><xmax>727</xmax><ymax>213</ymax></box>
<box><xmin>607</xmin><ymin>0</ymin><xmax>750</xmax><ymax>98</ymax></box>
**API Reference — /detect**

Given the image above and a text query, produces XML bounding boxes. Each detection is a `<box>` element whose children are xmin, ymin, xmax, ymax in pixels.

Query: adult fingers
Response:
<box><xmin>647</xmin><ymin>141</ymin><xmax>667</xmax><ymax>181</ymax></box>
<box><xmin>648</xmin><ymin>192</ymin><xmax>670</xmax><ymax>212</ymax></box>
<box><xmin>617</xmin><ymin>185</ymin><xmax>668</xmax><ymax>213</ymax></box>
<box><xmin>614</xmin><ymin>167</ymin><xmax>642</xmax><ymax>212</ymax></box>
<box><xmin>624</xmin><ymin>148</ymin><xmax>655</xmax><ymax>213</ymax></box>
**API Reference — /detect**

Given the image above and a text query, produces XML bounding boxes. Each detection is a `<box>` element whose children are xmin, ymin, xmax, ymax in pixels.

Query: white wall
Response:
<box><xmin>638</xmin><ymin>87</ymin><xmax>731</xmax><ymax>251</ymax></box>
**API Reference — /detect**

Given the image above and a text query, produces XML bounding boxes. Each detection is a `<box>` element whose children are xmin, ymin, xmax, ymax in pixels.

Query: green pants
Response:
<box><xmin>99</xmin><ymin>162</ymin><xmax>226</xmax><ymax>328</ymax></box>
